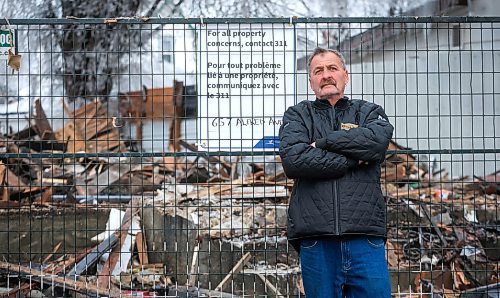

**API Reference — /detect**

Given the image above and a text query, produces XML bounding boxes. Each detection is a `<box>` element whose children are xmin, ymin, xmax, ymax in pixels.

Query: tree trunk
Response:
<box><xmin>60</xmin><ymin>0</ymin><xmax>141</xmax><ymax>101</ymax></box>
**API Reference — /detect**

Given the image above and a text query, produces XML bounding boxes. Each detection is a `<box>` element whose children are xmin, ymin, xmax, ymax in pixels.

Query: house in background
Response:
<box><xmin>295</xmin><ymin>0</ymin><xmax>499</xmax><ymax>177</ymax></box>
<box><xmin>109</xmin><ymin>22</ymin><xmax>199</xmax><ymax>152</ymax></box>
<box><xmin>0</xmin><ymin>19</ymin><xmax>199</xmax><ymax>153</ymax></box>
<box><xmin>0</xmin><ymin>97</ymin><xmax>30</xmax><ymax>136</ymax></box>
<box><xmin>0</xmin><ymin>0</ymin><xmax>496</xmax><ymax>167</ymax></box>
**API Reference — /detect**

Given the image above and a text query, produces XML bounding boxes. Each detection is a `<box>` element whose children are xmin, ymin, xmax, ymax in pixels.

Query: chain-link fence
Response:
<box><xmin>0</xmin><ymin>16</ymin><xmax>498</xmax><ymax>297</ymax></box>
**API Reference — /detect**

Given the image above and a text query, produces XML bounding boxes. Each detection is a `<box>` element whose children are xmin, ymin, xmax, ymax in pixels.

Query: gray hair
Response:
<box><xmin>307</xmin><ymin>47</ymin><xmax>347</xmax><ymax>75</ymax></box>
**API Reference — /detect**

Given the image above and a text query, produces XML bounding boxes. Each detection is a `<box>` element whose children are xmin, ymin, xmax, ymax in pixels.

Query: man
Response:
<box><xmin>279</xmin><ymin>47</ymin><xmax>394</xmax><ymax>297</ymax></box>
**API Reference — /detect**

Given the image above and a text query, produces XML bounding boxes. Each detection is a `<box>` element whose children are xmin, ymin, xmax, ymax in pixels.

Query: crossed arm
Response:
<box><xmin>314</xmin><ymin>105</ymin><xmax>394</xmax><ymax>162</ymax></box>
<box><xmin>279</xmin><ymin>106</ymin><xmax>358</xmax><ymax>179</ymax></box>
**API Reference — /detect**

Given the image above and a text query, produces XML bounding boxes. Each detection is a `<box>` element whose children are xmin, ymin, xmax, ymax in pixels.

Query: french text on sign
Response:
<box><xmin>198</xmin><ymin>24</ymin><xmax>295</xmax><ymax>151</ymax></box>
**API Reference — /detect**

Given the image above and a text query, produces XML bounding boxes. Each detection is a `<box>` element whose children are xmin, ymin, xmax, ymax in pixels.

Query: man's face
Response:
<box><xmin>309</xmin><ymin>52</ymin><xmax>349</xmax><ymax>101</ymax></box>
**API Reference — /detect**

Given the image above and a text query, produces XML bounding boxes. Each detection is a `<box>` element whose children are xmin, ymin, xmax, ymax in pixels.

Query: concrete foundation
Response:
<box><xmin>0</xmin><ymin>207</ymin><xmax>109</xmax><ymax>263</ymax></box>
<box><xmin>0</xmin><ymin>199</ymin><xmax>497</xmax><ymax>296</ymax></box>
<box><xmin>142</xmin><ymin>206</ymin><xmax>301</xmax><ymax>296</ymax></box>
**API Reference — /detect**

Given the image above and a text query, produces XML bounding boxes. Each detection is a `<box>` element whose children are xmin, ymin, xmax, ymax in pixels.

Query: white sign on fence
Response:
<box><xmin>0</xmin><ymin>30</ymin><xmax>15</xmax><ymax>60</ymax></box>
<box><xmin>198</xmin><ymin>24</ymin><xmax>295</xmax><ymax>151</ymax></box>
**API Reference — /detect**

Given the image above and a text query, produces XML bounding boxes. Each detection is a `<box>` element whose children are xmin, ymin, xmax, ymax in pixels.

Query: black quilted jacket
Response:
<box><xmin>279</xmin><ymin>97</ymin><xmax>394</xmax><ymax>252</ymax></box>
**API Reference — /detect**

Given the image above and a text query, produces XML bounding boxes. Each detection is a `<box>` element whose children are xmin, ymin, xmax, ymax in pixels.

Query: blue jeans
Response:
<box><xmin>299</xmin><ymin>236</ymin><xmax>391</xmax><ymax>298</ymax></box>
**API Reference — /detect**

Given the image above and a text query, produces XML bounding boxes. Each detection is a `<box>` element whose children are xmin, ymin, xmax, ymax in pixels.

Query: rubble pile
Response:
<box><xmin>0</xmin><ymin>100</ymin><xmax>497</xmax><ymax>296</ymax></box>
<box><xmin>0</xmin><ymin>99</ymin><xmax>172</xmax><ymax>206</ymax></box>
<box><xmin>382</xmin><ymin>144</ymin><xmax>499</xmax><ymax>297</ymax></box>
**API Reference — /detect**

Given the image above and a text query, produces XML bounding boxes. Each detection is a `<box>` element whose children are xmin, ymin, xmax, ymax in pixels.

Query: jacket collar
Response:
<box><xmin>313</xmin><ymin>96</ymin><xmax>350</xmax><ymax>110</ymax></box>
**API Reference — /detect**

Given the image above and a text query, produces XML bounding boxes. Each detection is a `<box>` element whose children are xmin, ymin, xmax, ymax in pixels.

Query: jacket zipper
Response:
<box><xmin>334</xmin><ymin>181</ymin><xmax>339</xmax><ymax>234</ymax></box>
<box><xmin>330</xmin><ymin>106</ymin><xmax>340</xmax><ymax>235</ymax></box>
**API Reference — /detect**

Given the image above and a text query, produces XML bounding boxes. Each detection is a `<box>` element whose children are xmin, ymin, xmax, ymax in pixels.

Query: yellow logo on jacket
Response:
<box><xmin>341</xmin><ymin>123</ymin><xmax>358</xmax><ymax>130</ymax></box>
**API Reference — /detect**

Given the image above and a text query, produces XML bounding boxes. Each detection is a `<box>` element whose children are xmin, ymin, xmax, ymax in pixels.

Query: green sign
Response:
<box><xmin>0</xmin><ymin>30</ymin><xmax>13</xmax><ymax>47</ymax></box>
<box><xmin>0</xmin><ymin>30</ymin><xmax>15</xmax><ymax>59</ymax></box>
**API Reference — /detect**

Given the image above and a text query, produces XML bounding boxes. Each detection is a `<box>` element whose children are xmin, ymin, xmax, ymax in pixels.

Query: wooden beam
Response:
<box><xmin>40</xmin><ymin>187</ymin><xmax>53</xmax><ymax>203</ymax></box>
<box><xmin>70</xmin><ymin>99</ymin><xmax>103</xmax><ymax>119</ymax></box>
<box><xmin>0</xmin><ymin>261</ymin><xmax>120</xmax><ymax>297</ymax></box>
<box><xmin>214</xmin><ymin>252</ymin><xmax>251</xmax><ymax>292</ymax></box>
<box><xmin>67</xmin><ymin>233</ymin><xmax>119</xmax><ymax>277</ymax></box>
<box><xmin>97</xmin><ymin>202</ymin><xmax>139</xmax><ymax>289</ymax></box>
<box><xmin>135</xmin><ymin>87</ymin><xmax>146</xmax><ymax>151</ymax></box>
<box><xmin>187</xmin><ymin>241</ymin><xmax>200</xmax><ymax>286</ymax></box>
<box><xmin>0</xmin><ymin>161</ymin><xmax>8</xmax><ymax>201</ymax></box>
<box><xmin>42</xmin><ymin>241</ymin><xmax>63</xmax><ymax>264</ymax></box>
<box><xmin>34</xmin><ymin>98</ymin><xmax>55</xmax><ymax>140</ymax></box>
<box><xmin>185</xmin><ymin>179</ymin><xmax>243</xmax><ymax>199</ymax></box>
<box><xmin>0</xmin><ymin>160</ymin><xmax>28</xmax><ymax>194</ymax></box>
<box><xmin>257</xmin><ymin>273</ymin><xmax>283</xmax><ymax>297</ymax></box>
<box><xmin>135</xmin><ymin>230</ymin><xmax>149</xmax><ymax>265</ymax></box>
<box><xmin>169</xmin><ymin>80</ymin><xmax>184</xmax><ymax>152</ymax></box>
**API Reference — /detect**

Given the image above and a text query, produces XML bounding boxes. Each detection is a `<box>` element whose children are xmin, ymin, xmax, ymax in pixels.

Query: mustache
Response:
<box><xmin>320</xmin><ymin>79</ymin><xmax>336</xmax><ymax>88</ymax></box>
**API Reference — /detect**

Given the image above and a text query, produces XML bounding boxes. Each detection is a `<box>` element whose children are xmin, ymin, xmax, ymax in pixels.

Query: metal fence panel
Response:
<box><xmin>0</xmin><ymin>17</ymin><xmax>498</xmax><ymax>297</ymax></box>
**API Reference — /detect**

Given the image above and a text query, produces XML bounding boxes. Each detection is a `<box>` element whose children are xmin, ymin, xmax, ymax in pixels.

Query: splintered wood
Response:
<box><xmin>56</xmin><ymin>99</ymin><xmax>126</xmax><ymax>153</ymax></box>
<box><xmin>0</xmin><ymin>97</ymin><xmax>497</xmax><ymax>297</ymax></box>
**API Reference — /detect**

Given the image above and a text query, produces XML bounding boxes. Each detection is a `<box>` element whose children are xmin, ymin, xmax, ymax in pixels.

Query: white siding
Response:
<box><xmin>297</xmin><ymin>22</ymin><xmax>499</xmax><ymax>177</ymax></box>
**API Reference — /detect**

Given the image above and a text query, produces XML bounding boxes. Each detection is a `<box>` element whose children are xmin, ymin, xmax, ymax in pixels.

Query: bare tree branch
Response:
<box><xmin>145</xmin><ymin>0</ymin><xmax>162</xmax><ymax>17</ymax></box>
<box><xmin>170</xmin><ymin>0</ymin><xmax>186</xmax><ymax>16</ymax></box>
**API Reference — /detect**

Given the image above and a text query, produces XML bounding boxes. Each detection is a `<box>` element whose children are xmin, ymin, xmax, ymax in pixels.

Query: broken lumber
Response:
<box><xmin>34</xmin><ymin>99</ymin><xmax>55</xmax><ymax>140</ymax></box>
<box><xmin>187</xmin><ymin>241</ymin><xmax>200</xmax><ymax>286</ymax></box>
<box><xmin>97</xmin><ymin>202</ymin><xmax>139</xmax><ymax>288</ymax></box>
<box><xmin>67</xmin><ymin>233</ymin><xmax>119</xmax><ymax>277</ymax></box>
<box><xmin>135</xmin><ymin>230</ymin><xmax>149</xmax><ymax>266</ymax></box>
<box><xmin>257</xmin><ymin>273</ymin><xmax>283</xmax><ymax>297</ymax></box>
<box><xmin>168</xmin><ymin>80</ymin><xmax>184</xmax><ymax>152</ymax></box>
<box><xmin>214</xmin><ymin>252</ymin><xmax>251</xmax><ymax>292</ymax></box>
<box><xmin>0</xmin><ymin>261</ymin><xmax>120</xmax><ymax>297</ymax></box>
<box><xmin>83</xmin><ymin>158</ymin><xmax>142</xmax><ymax>196</ymax></box>
<box><xmin>179</xmin><ymin>139</ymin><xmax>231</xmax><ymax>172</ymax></box>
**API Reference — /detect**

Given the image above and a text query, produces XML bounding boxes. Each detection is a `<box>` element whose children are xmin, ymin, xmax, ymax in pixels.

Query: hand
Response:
<box><xmin>310</xmin><ymin>142</ymin><xmax>316</xmax><ymax>148</ymax></box>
